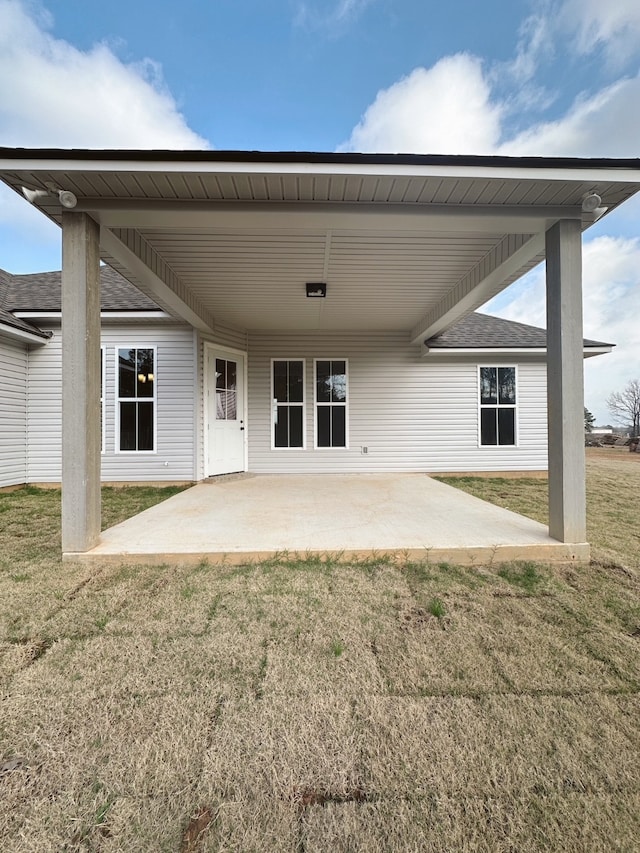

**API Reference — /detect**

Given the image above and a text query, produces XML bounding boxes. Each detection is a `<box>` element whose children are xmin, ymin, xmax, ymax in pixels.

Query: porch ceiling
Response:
<box><xmin>2</xmin><ymin>150</ymin><xmax>640</xmax><ymax>338</ymax></box>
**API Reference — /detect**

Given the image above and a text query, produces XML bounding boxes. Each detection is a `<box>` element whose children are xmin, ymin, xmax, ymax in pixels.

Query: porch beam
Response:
<box><xmin>546</xmin><ymin>219</ymin><xmax>586</xmax><ymax>544</ymax></box>
<box><xmin>100</xmin><ymin>226</ymin><xmax>215</xmax><ymax>333</ymax></box>
<box><xmin>61</xmin><ymin>212</ymin><xmax>101</xmax><ymax>554</ymax></box>
<box><xmin>79</xmin><ymin>201</ymin><xmax>583</xmax><ymax>235</ymax></box>
<box><xmin>410</xmin><ymin>232</ymin><xmax>545</xmax><ymax>344</ymax></box>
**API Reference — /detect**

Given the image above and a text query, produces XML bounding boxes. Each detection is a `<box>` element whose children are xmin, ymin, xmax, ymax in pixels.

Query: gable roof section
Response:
<box><xmin>425</xmin><ymin>311</ymin><xmax>612</xmax><ymax>350</ymax></box>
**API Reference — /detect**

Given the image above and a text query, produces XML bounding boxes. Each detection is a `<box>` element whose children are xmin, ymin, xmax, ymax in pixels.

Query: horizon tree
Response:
<box><xmin>584</xmin><ymin>407</ymin><xmax>595</xmax><ymax>432</ymax></box>
<box><xmin>607</xmin><ymin>379</ymin><xmax>640</xmax><ymax>436</ymax></box>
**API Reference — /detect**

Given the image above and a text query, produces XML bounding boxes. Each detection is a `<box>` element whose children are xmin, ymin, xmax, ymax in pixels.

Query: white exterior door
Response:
<box><xmin>206</xmin><ymin>349</ymin><xmax>246</xmax><ymax>476</ymax></box>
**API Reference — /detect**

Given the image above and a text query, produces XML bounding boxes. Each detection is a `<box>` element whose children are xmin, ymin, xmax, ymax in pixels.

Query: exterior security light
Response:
<box><xmin>582</xmin><ymin>192</ymin><xmax>602</xmax><ymax>213</ymax></box>
<box><xmin>58</xmin><ymin>189</ymin><xmax>78</xmax><ymax>209</ymax></box>
<box><xmin>21</xmin><ymin>187</ymin><xmax>49</xmax><ymax>204</ymax></box>
<box><xmin>306</xmin><ymin>282</ymin><xmax>327</xmax><ymax>297</ymax></box>
<box><xmin>21</xmin><ymin>185</ymin><xmax>78</xmax><ymax>208</ymax></box>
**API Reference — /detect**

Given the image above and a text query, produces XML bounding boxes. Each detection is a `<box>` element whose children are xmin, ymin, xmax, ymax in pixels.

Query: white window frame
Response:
<box><xmin>115</xmin><ymin>345</ymin><xmax>157</xmax><ymax>454</ymax></box>
<box><xmin>270</xmin><ymin>358</ymin><xmax>306</xmax><ymax>450</ymax></box>
<box><xmin>477</xmin><ymin>365</ymin><xmax>518</xmax><ymax>448</ymax></box>
<box><xmin>313</xmin><ymin>358</ymin><xmax>349</xmax><ymax>450</ymax></box>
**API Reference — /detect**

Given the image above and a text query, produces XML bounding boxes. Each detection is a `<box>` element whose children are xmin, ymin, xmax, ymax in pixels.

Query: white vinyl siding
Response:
<box><xmin>248</xmin><ymin>332</ymin><xmax>548</xmax><ymax>473</ymax></box>
<box><xmin>26</xmin><ymin>322</ymin><xmax>196</xmax><ymax>482</ymax></box>
<box><xmin>0</xmin><ymin>337</ymin><xmax>28</xmax><ymax>487</ymax></box>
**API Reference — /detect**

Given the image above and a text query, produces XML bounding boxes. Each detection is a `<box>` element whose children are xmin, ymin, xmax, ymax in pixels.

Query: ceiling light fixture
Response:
<box><xmin>306</xmin><ymin>282</ymin><xmax>327</xmax><ymax>298</ymax></box>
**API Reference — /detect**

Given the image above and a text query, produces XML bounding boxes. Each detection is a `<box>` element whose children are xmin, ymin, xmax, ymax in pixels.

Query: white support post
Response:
<box><xmin>545</xmin><ymin>219</ymin><xmax>587</xmax><ymax>544</ymax></box>
<box><xmin>61</xmin><ymin>212</ymin><xmax>101</xmax><ymax>553</ymax></box>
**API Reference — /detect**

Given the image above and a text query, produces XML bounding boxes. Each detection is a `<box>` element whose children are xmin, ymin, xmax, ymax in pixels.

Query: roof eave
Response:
<box><xmin>2</xmin><ymin>148</ymin><xmax>640</xmax><ymax>183</ymax></box>
<box><xmin>0</xmin><ymin>321</ymin><xmax>51</xmax><ymax>344</ymax></box>
<box><xmin>422</xmin><ymin>345</ymin><xmax>613</xmax><ymax>357</ymax></box>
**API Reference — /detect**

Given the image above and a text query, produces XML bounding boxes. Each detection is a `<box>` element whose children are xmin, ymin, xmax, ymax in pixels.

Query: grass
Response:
<box><xmin>0</xmin><ymin>461</ymin><xmax>639</xmax><ymax>851</ymax></box>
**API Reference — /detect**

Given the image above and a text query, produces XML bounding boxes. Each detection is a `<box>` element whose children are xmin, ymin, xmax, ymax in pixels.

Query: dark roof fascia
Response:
<box><xmin>2</xmin><ymin>148</ymin><xmax>640</xmax><ymax>171</ymax></box>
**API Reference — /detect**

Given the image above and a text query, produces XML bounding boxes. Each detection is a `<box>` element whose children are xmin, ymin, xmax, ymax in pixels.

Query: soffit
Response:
<box><xmin>2</xmin><ymin>167</ymin><xmax>639</xmax><ymax>210</ymax></box>
<box><xmin>135</xmin><ymin>227</ymin><xmax>509</xmax><ymax>331</ymax></box>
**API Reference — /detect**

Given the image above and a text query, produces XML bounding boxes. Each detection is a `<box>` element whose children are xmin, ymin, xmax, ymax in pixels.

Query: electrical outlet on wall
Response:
<box><xmin>361</xmin><ymin>446</ymin><xmax>368</xmax><ymax>454</ymax></box>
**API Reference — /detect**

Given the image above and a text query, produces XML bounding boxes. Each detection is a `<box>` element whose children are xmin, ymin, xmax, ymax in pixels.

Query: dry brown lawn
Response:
<box><xmin>0</xmin><ymin>464</ymin><xmax>639</xmax><ymax>852</ymax></box>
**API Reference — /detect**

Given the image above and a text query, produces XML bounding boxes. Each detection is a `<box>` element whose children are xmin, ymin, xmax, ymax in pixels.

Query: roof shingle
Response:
<box><xmin>6</xmin><ymin>266</ymin><xmax>159</xmax><ymax>311</ymax></box>
<box><xmin>425</xmin><ymin>311</ymin><xmax>612</xmax><ymax>349</ymax></box>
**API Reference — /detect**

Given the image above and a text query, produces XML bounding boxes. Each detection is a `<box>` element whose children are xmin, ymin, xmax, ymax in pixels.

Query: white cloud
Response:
<box><xmin>499</xmin><ymin>75</ymin><xmax>640</xmax><ymax>157</ymax></box>
<box><xmin>504</xmin><ymin>10</ymin><xmax>553</xmax><ymax>84</ymax></box>
<box><xmin>0</xmin><ymin>0</ymin><xmax>208</xmax><ymax>149</ymax></box>
<box><xmin>559</xmin><ymin>0</ymin><xmax>640</xmax><ymax>65</ymax></box>
<box><xmin>294</xmin><ymin>0</ymin><xmax>374</xmax><ymax>32</ymax></box>
<box><xmin>485</xmin><ymin>237</ymin><xmax>640</xmax><ymax>424</ymax></box>
<box><xmin>342</xmin><ymin>55</ymin><xmax>503</xmax><ymax>154</ymax></box>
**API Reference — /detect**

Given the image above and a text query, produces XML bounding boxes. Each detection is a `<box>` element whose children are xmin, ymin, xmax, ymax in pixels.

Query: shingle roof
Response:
<box><xmin>0</xmin><ymin>268</ymin><xmax>50</xmax><ymax>338</ymax></box>
<box><xmin>5</xmin><ymin>265</ymin><xmax>159</xmax><ymax>311</ymax></box>
<box><xmin>425</xmin><ymin>312</ymin><xmax>612</xmax><ymax>349</ymax></box>
<box><xmin>0</xmin><ymin>305</ymin><xmax>50</xmax><ymax>338</ymax></box>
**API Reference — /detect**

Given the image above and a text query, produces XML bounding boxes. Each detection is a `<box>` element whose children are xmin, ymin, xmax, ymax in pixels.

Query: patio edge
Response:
<box><xmin>63</xmin><ymin>542</ymin><xmax>590</xmax><ymax>567</ymax></box>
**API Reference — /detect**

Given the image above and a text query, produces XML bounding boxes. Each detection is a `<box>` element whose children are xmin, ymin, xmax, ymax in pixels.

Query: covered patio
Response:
<box><xmin>1</xmin><ymin>149</ymin><xmax>640</xmax><ymax>563</ymax></box>
<box><xmin>78</xmin><ymin>473</ymin><xmax>586</xmax><ymax>566</ymax></box>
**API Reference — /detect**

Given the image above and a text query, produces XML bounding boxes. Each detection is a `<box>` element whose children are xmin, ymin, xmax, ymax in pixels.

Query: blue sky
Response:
<box><xmin>1</xmin><ymin>0</ymin><xmax>639</xmax><ymax>422</ymax></box>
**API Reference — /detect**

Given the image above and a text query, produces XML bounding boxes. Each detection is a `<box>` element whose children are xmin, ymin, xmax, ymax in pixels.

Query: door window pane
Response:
<box><xmin>215</xmin><ymin>359</ymin><xmax>239</xmax><ymax>420</ymax></box>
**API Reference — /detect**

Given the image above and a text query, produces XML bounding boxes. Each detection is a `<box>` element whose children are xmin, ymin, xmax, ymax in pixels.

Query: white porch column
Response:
<box><xmin>545</xmin><ymin>219</ymin><xmax>586</xmax><ymax>543</ymax></box>
<box><xmin>61</xmin><ymin>212</ymin><xmax>101</xmax><ymax>553</ymax></box>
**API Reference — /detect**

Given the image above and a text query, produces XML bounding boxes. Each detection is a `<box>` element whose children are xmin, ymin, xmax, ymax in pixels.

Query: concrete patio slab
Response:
<box><xmin>67</xmin><ymin>474</ymin><xmax>589</xmax><ymax>566</ymax></box>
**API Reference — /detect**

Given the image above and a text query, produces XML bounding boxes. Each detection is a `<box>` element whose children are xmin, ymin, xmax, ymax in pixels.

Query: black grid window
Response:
<box><xmin>273</xmin><ymin>360</ymin><xmax>304</xmax><ymax>448</ymax></box>
<box><xmin>479</xmin><ymin>366</ymin><xmax>516</xmax><ymax>446</ymax></box>
<box><xmin>315</xmin><ymin>360</ymin><xmax>347</xmax><ymax>448</ymax></box>
<box><xmin>117</xmin><ymin>347</ymin><xmax>155</xmax><ymax>452</ymax></box>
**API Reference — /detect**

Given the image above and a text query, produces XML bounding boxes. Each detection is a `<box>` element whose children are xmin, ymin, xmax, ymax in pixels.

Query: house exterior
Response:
<box><xmin>1</xmin><ymin>148</ymin><xmax>639</xmax><ymax>556</ymax></box>
<box><xmin>0</xmin><ymin>265</ymin><xmax>612</xmax><ymax>489</ymax></box>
